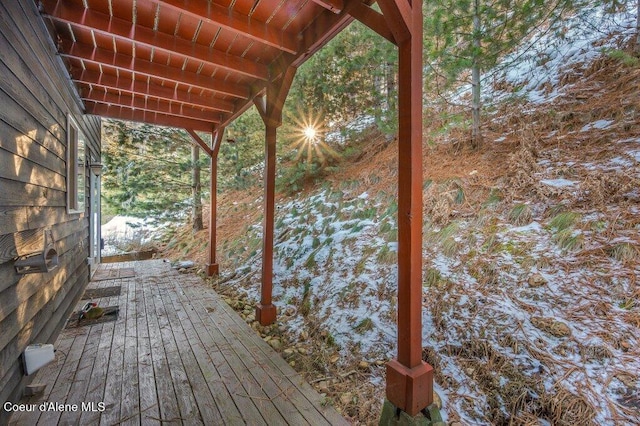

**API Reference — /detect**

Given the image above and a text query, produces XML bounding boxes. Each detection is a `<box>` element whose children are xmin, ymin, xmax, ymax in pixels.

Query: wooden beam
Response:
<box><xmin>62</xmin><ymin>41</ymin><xmax>249</xmax><ymax>99</ymax></box>
<box><xmin>255</xmin><ymin>122</ymin><xmax>278</xmax><ymax>326</ymax></box>
<box><xmin>211</xmin><ymin>128</ymin><xmax>223</xmax><ymax>158</ymax></box>
<box><xmin>79</xmin><ymin>85</ymin><xmax>223</xmax><ymax>123</ymax></box>
<box><xmin>310</xmin><ymin>0</ymin><xmax>344</xmax><ymax>13</ymax></box>
<box><xmin>255</xmin><ymin>67</ymin><xmax>297</xmax><ymax>326</ymax></box>
<box><xmin>184</xmin><ymin>129</ymin><xmax>219</xmax><ymax>277</ymax></box>
<box><xmin>280</xmin><ymin>0</ymin><xmax>357</xmax><ymax>72</ymax></box>
<box><xmin>252</xmin><ymin>89</ymin><xmax>268</xmax><ymax>124</ymax></box>
<box><xmin>236</xmin><ymin>0</ymin><xmax>379</xmax><ymax>88</ymax></box>
<box><xmin>385</xmin><ymin>0</ymin><xmax>434</xmax><ymax>417</ymax></box>
<box><xmin>204</xmin><ymin>128</ymin><xmax>225</xmax><ymax>276</ymax></box>
<box><xmin>266</xmin><ymin>66</ymin><xmax>298</xmax><ymax>126</ymax></box>
<box><xmin>43</xmin><ymin>1</ymin><xmax>269</xmax><ymax>80</ymax></box>
<box><xmin>297</xmin><ymin>10</ymin><xmax>354</xmax><ymax>64</ymax></box>
<box><xmin>218</xmin><ymin>87</ymin><xmax>266</xmax><ymax>129</ymax></box>
<box><xmin>186</xmin><ymin>129</ymin><xmax>213</xmax><ymax>157</ymax></box>
<box><xmin>72</xmin><ymin>69</ymin><xmax>236</xmax><ymax>113</ymax></box>
<box><xmin>85</xmin><ymin>102</ymin><xmax>215</xmax><ymax>132</ymax></box>
<box><xmin>348</xmin><ymin>2</ymin><xmax>396</xmax><ymax>45</ymax></box>
<box><xmin>376</xmin><ymin>0</ymin><xmax>412</xmax><ymax>43</ymax></box>
<box><xmin>155</xmin><ymin>0</ymin><xmax>298</xmax><ymax>54</ymax></box>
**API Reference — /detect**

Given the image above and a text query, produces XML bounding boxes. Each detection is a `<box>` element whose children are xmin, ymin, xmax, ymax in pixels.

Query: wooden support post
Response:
<box><xmin>207</xmin><ymin>128</ymin><xmax>224</xmax><ymax>276</ymax></box>
<box><xmin>255</xmin><ymin>122</ymin><xmax>278</xmax><ymax>325</ymax></box>
<box><xmin>254</xmin><ymin>66</ymin><xmax>297</xmax><ymax>326</ymax></box>
<box><xmin>188</xmin><ymin>128</ymin><xmax>223</xmax><ymax>276</ymax></box>
<box><xmin>207</xmin><ymin>156</ymin><xmax>219</xmax><ymax>276</ymax></box>
<box><xmin>377</xmin><ymin>0</ymin><xmax>435</xmax><ymax>418</ymax></box>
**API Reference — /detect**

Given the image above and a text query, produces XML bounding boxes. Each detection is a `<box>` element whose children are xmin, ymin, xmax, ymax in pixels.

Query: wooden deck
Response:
<box><xmin>10</xmin><ymin>260</ymin><xmax>348</xmax><ymax>425</ymax></box>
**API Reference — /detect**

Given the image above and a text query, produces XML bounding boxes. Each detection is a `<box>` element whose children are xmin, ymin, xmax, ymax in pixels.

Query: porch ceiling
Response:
<box><xmin>39</xmin><ymin>0</ymin><xmax>363</xmax><ymax>132</ymax></box>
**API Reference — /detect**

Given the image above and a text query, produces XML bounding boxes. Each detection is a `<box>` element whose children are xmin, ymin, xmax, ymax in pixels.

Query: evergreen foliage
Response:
<box><xmin>424</xmin><ymin>0</ymin><xmax>575</xmax><ymax>147</ymax></box>
<box><xmin>102</xmin><ymin>121</ymin><xmax>207</xmax><ymax>219</ymax></box>
<box><xmin>219</xmin><ymin>107</ymin><xmax>266</xmax><ymax>189</ymax></box>
<box><xmin>289</xmin><ymin>21</ymin><xmax>398</xmax><ymax>134</ymax></box>
<box><xmin>101</xmin><ymin>1</ymin><xmax>638</xmax><ymax>217</ymax></box>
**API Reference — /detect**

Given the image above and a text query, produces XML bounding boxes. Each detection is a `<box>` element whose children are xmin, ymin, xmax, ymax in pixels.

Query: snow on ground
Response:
<box><xmin>420</xmin><ymin>202</ymin><xmax>639</xmax><ymax>424</ymax></box>
<box><xmin>219</xmin><ymin>168</ymin><xmax>639</xmax><ymax>423</ymax></box>
<box><xmin>101</xmin><ymin>215</ymin><xmax>164</xmax><ymax>255</ymax></box>
<box><xmin>540</xmin><ymin>178</ymin><xmax>577</xmax><ymax>188</ymax></box>
<box><xmin>212</xmin><ymin>2</ymin><xmax>640</xmax><ymax>423</ymax></box>
<box><xmin>488</xmin><ymin>1</ymin><xmax>638</xmax><ymax>105</ymax></box>
<box><xmin>326</xmin><ymin>115</ymin><xmax>376</xmax><ymax>144</ymax></box>
<box><xmin>581</xmin><ymin>119</ymin><xmax>615</xmax><ymax>132</ymax></box>
<box><xmin>224</xmin><ymin>188</ymin><xmax>398</xmax><ymax>358</ymax></box>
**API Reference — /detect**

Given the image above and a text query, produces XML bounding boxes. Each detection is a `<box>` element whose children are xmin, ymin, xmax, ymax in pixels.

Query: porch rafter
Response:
<box><xmin>154</xmin><ymin>0</ymin><xmax>299</xmax><ymax>54</ymax></box>
<box><xmin>71</xmin><ymin>69</ymin><xmax>236</xmax><ymax>113</ymax></box>
<box><xmin>85</xmin><ymin>101</ymin><xmax>216</xmax><ymax>132</ymax></box>
<box><xmin>61</xmin><ymin>41</ymin><xmax>250</xmax><ymax>99</ymax></box>
<box><xmin>79</xmin><ymin>84</ymin><xmax>223</xmax><ymax>123</ymax></box>
<box><xmin>42</xmin><ymin>0</ymin><xmax>269</xmax><ymax>80</ymax></box>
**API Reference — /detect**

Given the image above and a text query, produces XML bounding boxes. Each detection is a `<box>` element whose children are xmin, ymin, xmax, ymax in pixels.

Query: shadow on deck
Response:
<box><xmin>11</xmin><ymin>260</ymin><xmax>348</xmax><ymax>425</ymax></box>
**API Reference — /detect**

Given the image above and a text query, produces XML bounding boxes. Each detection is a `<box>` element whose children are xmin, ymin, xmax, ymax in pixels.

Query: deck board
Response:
<box><xmin>135</xmin><ymin>278</ymin><xmax>160</xmax><ymax>426</ymax></box>
<box><xmin>142</xmin><ymin>274</ymin><xmax>181</xmax><ymax>424</ymax></box>
<box><xmin>79</xmin><ymin>283</ymin><xmax>122</xmax><ymax>425</ymax></box>
<box><xmin>162</xmin><ymin>273</ymin><xmax>276</xmax><ymax>425</ymax></box>
<box><xmin>10</xmin><ymin>260</ymin><xmax>349</xmax><ymax>425</ymax></box>
<box><xmin>121</xmin><ymin>276</ymin><xmax>141</xmax><ymax>426</ymax></box>
<box><xmin>178</xmin><ymin>283</ymin><xmax>321</xmax><ymax>425</ymax></box>
<box><xmin>183</xmin><ymin>281</ymin><xmax>345</xmax><ymax>426</ymax></box>
<box><xmin>99</xmin><ymin>271</ymin><xmax>127</xmax><ymax>426</ymax></box>
<box><xmin>38</xmin><ymin>327</ymin><xmax>90</xmax><ymax>425</ymax></box>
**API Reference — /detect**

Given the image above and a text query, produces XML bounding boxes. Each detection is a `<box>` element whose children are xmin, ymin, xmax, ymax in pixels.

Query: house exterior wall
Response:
<box><xmin>0</xmin><ymin>1</ymin><xmax>101</xmax><ymax>420</ymax></box>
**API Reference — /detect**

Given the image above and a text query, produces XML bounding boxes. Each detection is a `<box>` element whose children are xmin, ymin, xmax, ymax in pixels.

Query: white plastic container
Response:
<box><xmin>23</xmin><ymin>344</ymin><xmax>55</xmax><ymax>375</ymax></box>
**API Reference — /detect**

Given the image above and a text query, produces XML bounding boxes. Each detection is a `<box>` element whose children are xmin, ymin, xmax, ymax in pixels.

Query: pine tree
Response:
<box><xmin>290</xmin><ymin>21</ymin><xmax>398</xmax><ymax>133</ymax></box>
<box><xmin>424</xmin><ymin>0</ymin><xmax>573</xmax><ymax>148</ymax></box>
<box><xmin>102</xmin><ymin>121</ymin><xmax>206</xmax><ymax>220</ymax></box>
<box><xmin>192</xmin><ymin>145</ymin><xmax>203</xmax><ymax>232</ymax></box>
<box><xmin>218</xmin><ymin>107</ymin><xmax>265</xmax><ymax>189</ymax></box>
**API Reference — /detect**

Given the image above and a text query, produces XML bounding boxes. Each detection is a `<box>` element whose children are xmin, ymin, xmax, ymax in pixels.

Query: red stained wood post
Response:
<box><xmin>255</xmin><ymin>122</ymin><xmax>278</xmax><ymax>325</ymax></box>
<box><xmin>254</xmin><ymin>67</ymin><xmax>297</xmax><ymax>326</ymax></box>
<box><xmin>207</xmin><ymin>157</ymin><xmax>220</xmax><ymax>275</ymax></box>
<box><xmin>188</xmin><ymin>128</ymin><xmax>222</xmax><ymax>277</ymax></box>
<box><xmin>379</xmin><ymin>0</ymin><xmax>434</xmax><ymax>417</ymax></box>
<box><xmin>207</xmin><ymin>129</ymin><xmax>224</xmax><ymax>276</ymax></box>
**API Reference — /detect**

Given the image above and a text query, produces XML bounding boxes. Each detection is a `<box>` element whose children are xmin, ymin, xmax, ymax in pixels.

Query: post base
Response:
<box><xmin>386</xmin><ymin>359</ymin><xmax>434</xmax><ymax>416</ymax></box>
<box><xmin>206</xmin><ymin>263</ymin><xmax>219</xmax><ymax>276</ymax></box>
<box><xmin>255</xmin><ymin>303</ymin><xmax>277</xmax><ymax>326</ymax></box>
<box><xmin>379</xmin><ymin>399</ymin><xmax>444</xmax><ymax>426</ymax></box>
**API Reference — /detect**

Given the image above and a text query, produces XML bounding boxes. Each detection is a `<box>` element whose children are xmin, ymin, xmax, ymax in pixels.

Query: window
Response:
<box><xmin>67</xmin><ymin>116</ymin><xmax>86</xmax><ymax>213</ymax></box>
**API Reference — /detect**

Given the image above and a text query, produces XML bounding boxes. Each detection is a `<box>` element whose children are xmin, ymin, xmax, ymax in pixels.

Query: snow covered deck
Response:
<box><xmin>10</xmin><ymin>260</ymin><xmax>347</xmax><ymax>425</ymax></box>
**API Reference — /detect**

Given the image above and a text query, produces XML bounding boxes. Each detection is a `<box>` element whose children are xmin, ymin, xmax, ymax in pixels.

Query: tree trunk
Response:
<box><xmin>234</xmin><ymin>143</ymin><xmax>242</xmax><ymax>188</ymax></box>
<box><xmin>471</xmin><ymin>0</ymin><xmax>483</xmax><ymax>149</ymax></box>
<box><xmin>386</xmin><ymin>61</ymin><xmax>396</xmax><ymax>110</ymax></box>
<box><xmin>636</xmin><ymin>0</ymin><xmax>640</xmax><ymax>55</ymax></box>
<box><xmin>192</xmin><ymin>145</ymin><xmax>203</xmax><ymax>232</ymax></box>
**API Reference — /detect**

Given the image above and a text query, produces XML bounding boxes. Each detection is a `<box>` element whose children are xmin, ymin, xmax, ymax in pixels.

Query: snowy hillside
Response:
<box><xmin>101</xmin><ymin>216</ymin><xmax>164</xmax><ymax>255</ymax></box>
<box><xmin>157</xmin><ymin>2</ymin><xmax>640</xmax><ymax>424</ymax></box>
<box><xmin>493</xmin><ymin>3</ymin><xmax>638</xmax><ymax>104</ymax></box>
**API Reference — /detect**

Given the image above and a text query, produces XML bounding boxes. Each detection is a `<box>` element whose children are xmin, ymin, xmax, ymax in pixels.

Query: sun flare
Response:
<box><xmin>286</xmin><ymin>109</ymin><xmax>340</xmax><ymax>168</ymax></box>
<box><xmin>304</xmin><ymin>126</ymin><xmax>317</xmax><ymax>141</ymax></box>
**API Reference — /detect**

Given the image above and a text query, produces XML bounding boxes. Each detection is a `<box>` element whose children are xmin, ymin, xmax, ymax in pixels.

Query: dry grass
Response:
<box><xmin>508</xmin><ymin>203</ymin><xmax>534</xmax><ymax>226</ymax></box>
<box><xmin>581</xmin><ymin>170</ymin><xmax>639</xmax><ymax>206</ymax></box>
<box><xmin>210</xmin><ymin>281</ymin><xmax>386</xmax><ymax>424</ymax></box>
<box><xmin>423</xmin><ymin>338</ymin><xmax>600</xmax><ymax>426</ymax></box>
<box><xmin>161</xmin><ymin>39</ymin><xmax>640</xmax><ymax>426</ymax></box>
<box><xmin>541</xmin><ymin>384</ymin><xmax>596</xmax><ymax>426</ymax></box>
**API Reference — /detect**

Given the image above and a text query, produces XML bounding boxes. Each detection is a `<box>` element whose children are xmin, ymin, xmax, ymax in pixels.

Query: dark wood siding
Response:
<box><xmin>0</xmin><ymin>1</ymin><xmax>101</xmax><ymax>420</ymax></box>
